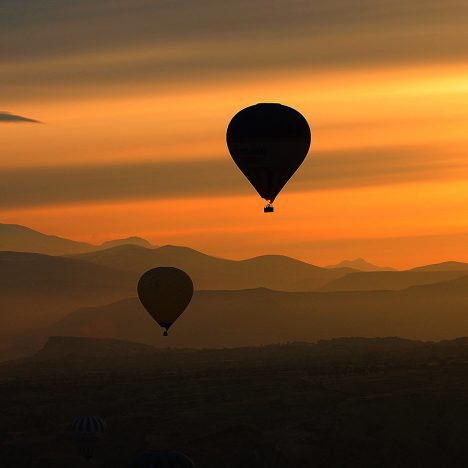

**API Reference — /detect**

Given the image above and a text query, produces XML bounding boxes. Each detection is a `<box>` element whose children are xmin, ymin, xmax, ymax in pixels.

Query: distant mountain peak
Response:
<box><xmin>159</xmin><ymin>244</ymin><xmax>194</xmax><ymax>250</ymax></box>
<box><xmin>326</xmin><ymin>258</ymin><xmax>395</xmax><ymax>272</ymax></box>
<box><xmin>0</xmin><ymin>222</ymin><xmax>94</xmax><ymax>255</ymax></box>
<box><xmin>99</xmin><ymin>237</ymin><xmax>153</xmax><ymax>249</ymax></box>
<box><xmin>0</xmin><ymin>222</ymin><xmax>154</xmax><ymax>255</ymax></box>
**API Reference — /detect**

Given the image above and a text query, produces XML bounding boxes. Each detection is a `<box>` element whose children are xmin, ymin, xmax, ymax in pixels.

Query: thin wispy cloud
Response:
<box><xmin>0</xmin><ymin>112</ymin><xmax>42</xmax><ymax>124</ymax></box>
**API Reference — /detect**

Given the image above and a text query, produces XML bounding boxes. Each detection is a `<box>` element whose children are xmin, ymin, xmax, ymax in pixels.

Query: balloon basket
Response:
<box><xmin>264</xmin><ymin>204</ymin><xmax>274</xmax><ymax>213</ymax></box>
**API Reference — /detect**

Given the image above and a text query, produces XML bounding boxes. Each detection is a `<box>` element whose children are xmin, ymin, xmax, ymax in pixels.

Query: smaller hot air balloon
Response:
<box><xmin>129</xmin><ymin>450</ymin><xmax>195</xmax><ymax>467</ymax></box>
<box><xmin>70</xmin><ymin>416</ymin><xmax>106</xmax><ymax>463</ymax></box>
<box><xmin>137</xmin><ymin>267</ymin><xmax>193</xmax><ymax>336</ymax></box>
<box><xmin>227</xmin><ymin>103</ymin><xmax>311</xmax><ymax>212</ymax></box>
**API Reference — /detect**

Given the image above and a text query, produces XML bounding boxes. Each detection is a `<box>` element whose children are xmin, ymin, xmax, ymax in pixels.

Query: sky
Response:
<box><xmin>1</xmin><ymin>0</ymin><xmax>468</xmax><ymax>268</ymax></box>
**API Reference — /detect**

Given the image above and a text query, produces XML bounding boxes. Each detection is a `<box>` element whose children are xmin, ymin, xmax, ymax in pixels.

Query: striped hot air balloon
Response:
<box><xmin>70</xmin><ymin>416</ymin><xmax>106</xmax><ymax>463</ymax></box>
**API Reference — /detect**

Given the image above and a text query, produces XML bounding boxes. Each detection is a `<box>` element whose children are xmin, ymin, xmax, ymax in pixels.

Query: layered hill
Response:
<box><xmin>25</xmin><ymin>335</ymin><xmax>468</xmax><ymax>363</ymax></box>
<box><xmin>0</xmin><ymin>251</ymin><xmax>134</xmax><ymax>295</ymax></box>
<box><xmin>4</xmin><ymin>223</ymin><xmax>468</xmax><ymax>293</ymax></box>
<box><xmin>326</xmin><ymin>258</ymin><xmax>395</xmax><ymax>271</ymax></box>
<box><xmin>38</xmin><ymin>274</ymin><xmax>468</xmax><ymax>350</ymax></box>
<box><xmin>0</xmin><ymin>223</ymin><xmax>154</xmax><ymax>255</ymax></box>
<box><xmin>0</xmin><ymin>251</ymin><xmax>135</xmax><ymax>338</ymax></box>
<box><xmin>99</xmin><ymin>236</ymin><xmax>152</xmax><ymax>250</ymax></box>
<box><xmin>0</xmin><ymin>223</ymin><xmax>93</xmax><ymax>255</ymax></box>
<box><xmin>34</xmin><ymin>335</ymin><xmax>157</xmax><ymax>360</ymax></box>
<box><xmin>70</xmin><ymin>244</ymin><xmax>354</xmax><ymax>291</ymax></box>
<box><xmin>410</xmin><ymin>261</ymin><xmax>468</xmax><ymax>272</ymax></box>
<box><xmin>321</xmin><ymin>270</ymin><xmax>468</xmax><ymax>291</ymax></box>
<box><xmin>71</xmin><ymin>244</ymin><xmax>468</xmax><ymax>292</ymax></box>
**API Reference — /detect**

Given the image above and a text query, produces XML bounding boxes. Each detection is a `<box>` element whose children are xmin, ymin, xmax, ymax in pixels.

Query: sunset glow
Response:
<box><xmin>2</xmin><ymin>0</ymin><xmax>468</xmax><ymax>268</ymax></box>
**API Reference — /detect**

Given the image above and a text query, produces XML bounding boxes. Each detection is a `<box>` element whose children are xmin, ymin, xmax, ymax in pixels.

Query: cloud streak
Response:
<box><xmin>0</xmin><ymin>112</ymin><xmax>41</xmax><ymax>124</ymax></box>
<box><xmin>1</xmin><ymin>0</ymin><xmax>467</xmax><ymax>100</ymax></box>
<box><xmin>0</xmin><ymin>146</ymin><xmax>465</xmax><ymax>209</ymax></box>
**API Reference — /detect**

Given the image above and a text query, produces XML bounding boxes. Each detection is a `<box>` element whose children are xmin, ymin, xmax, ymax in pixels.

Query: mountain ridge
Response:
<box><xmin>0</xmin><ymin>251</ymin><xmax>137</xmax><ymax>340</ymax></box>
<box><xmin>0</xmin><ymin>223</ymin><xmax>155</xmax><ymax>255</ymax></box>
<box><xmin>23</xmin><ymin>335</ymin><xmax>468</xmax><ymax>362</ymax></box>
<box><xmin>34</xmin><ymin>335</ymin><xmax>157</xmax><ymax>360</ymax></box>
<box><xmin>326</xmin><ymin>257</ymin><xmax>396</xmax><ymax>271</ymax></box>
<box><xmin>321</xmin><ymin>270</ymin><xmax>468</xmax><ymax>292</ymax></box>
<box><xmin>69</xmin><ymin>243</ymin><xmax>354</xmax><ymax>291</ymax></box>
<box><xmin>35</xmin><ymin>272</ymin><xmax>468</xmax><ymax>352</ymax></box>
<box><xmin>410</xmin><ymin>261</ymin><xmax>468</xmax><ymax>272</ymax></box>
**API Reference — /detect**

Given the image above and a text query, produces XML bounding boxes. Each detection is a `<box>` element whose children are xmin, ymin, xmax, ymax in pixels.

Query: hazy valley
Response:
<box><xmin>2</xmin><ymin>224</ymin><xmax>468</xmax><ymax>362</ymax></box>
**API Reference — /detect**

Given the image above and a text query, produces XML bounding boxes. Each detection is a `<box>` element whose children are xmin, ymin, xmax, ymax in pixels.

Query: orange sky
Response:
<box><xmin>1</xmin><ymin>0</ymin><xmax>468</xmax><ymax>268</ymax></box>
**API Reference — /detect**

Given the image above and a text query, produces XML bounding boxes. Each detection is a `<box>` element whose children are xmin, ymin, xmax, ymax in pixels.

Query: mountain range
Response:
<box><xmin>0</xmin><ymin>251</ymin><xmax>136</xmax><ymax>348</ymax></box>
<box><xmin>0</xmin><ymin>223</ymin><xmax>382</xmax><ymax>273</ymax></box>
<box><xmin>3</xmin><ymin>223</ymin><xmax>468</xmax><ymax>360</ymax></box>
<box><xmin>326</xmin><ymin>258</ymin><xmax>395</xmax><ymax>271</ymax></box>
<box><xmin>35</xmin><ymin>274</ymin><xmax>468</xmax><ymax>351</ymax></box>
<box><xmin>0</xmin><ymin>223</ymin><xmax>153</xmax><ymax>255</ymax></box>
<box><xmin>69</xmin><ymin>244</ymin><xmax>356</xmax><ymax>291</ymax></box>
<box><xmin>320</xmin><ymin>270</ymin><xmax>468</xmax><ymax>291</ymax></box>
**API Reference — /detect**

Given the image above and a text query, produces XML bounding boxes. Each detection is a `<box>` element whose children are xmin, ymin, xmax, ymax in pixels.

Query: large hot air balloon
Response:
<box><xmin>137</xmin><ymin>267</ymin><xmax>193</xmax><ymax>336</ymax></box>
<box><xmin>70</xmin><ymin>416</ymin><xmax>106</xmax><ymax>463</ymax></box>
<box><xmin>129</xmin><ymin>450</ymin><xmax>195</xmax><ymax>467</ymax></box>
<box><xmin>227</xmin><ymin>103</ymin><xmax>311</xmax><ymax>212</ymax></box>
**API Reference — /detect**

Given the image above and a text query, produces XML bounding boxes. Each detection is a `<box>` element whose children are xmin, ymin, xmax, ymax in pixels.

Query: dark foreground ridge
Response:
<box><xmin>34</xmin><ymin>336</ymin><xmax>158</xmax><ymax>360</ymax></box>
<box><xmin>3</xmin><ymin>336</ymin><xmax>468</xmax><ymax>466</ymax></box>
<box><xmin>24</xmin><ymin>335</ymin><xmax>468</xmax><ymax>362</ymax></box>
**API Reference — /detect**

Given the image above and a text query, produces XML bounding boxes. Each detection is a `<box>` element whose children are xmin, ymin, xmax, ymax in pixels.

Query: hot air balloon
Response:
<box><xmin>137</xmin><ymin>267</ymin><xmax>193</xmax><ymax>336</ymax></box>
<box><xmin>227</xmin><ymin>103</ymin><xmax>311</xmax><ymax>212</ymax></box>
<box><xmin>70</xmin><ymin>416</ymin><xmax>106</xmax><ymax>463</ymax></box>
<box><xmin>129</xmin><ymin>450</ymin><xmax>195</xmax><ymax>467</ymax></box>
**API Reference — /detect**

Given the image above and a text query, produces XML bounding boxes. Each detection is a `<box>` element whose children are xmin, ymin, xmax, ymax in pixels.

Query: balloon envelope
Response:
<box><xmin>70</xmin><ymin>416</ymin><xmax>106</xmax><ymax>462</ymax></box>
<box><xmin>226</xmin><ymin>103</ymin><xmax>311</xmax><ymax>205</ymax></box>
<box><xmin>129</xmin><ymin>450</ymin><xmax>195</xmax><ymax>467</ymax></box>
<box><xmin>137</xmin><ymin>267</ymin><xmax>193</xmax><ymax>334</ymax></box>
<box><xmin>71</xmin><ymin>416</ymin><xmax>106</xmax><ymax>438</ymax></box>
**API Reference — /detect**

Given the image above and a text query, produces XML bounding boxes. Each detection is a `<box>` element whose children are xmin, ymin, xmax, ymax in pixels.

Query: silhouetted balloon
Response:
<box><xmin>227</xmin><ymin>103</ymin><xmax>311</xmax><ymax>212</ymax></box>
<box><xmin>70</xmin><ymin>416</ymin><xmax>106</xmax><ymax>463</ymax></box>
<box><xmin>137</xmin><ymin>267</ymin><xmax>193</xmax><ymax>336</ymax></box>
<box><xmin>129</xmin><ymin>450</ymin><xmax>195</xmax><ymax>467</ymax></box>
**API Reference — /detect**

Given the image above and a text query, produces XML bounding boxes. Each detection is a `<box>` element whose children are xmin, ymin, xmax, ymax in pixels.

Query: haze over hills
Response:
<box><xmin>30</xmin><ymin>274</ymin><xmax>468</xmax><ymax>352</ymax></box>
<box><xmin>410</xmin><ymin>261</ymin><xmax>468</xmax><ymax>272</ymax></box>
<box><xmin>326</xmin><ymin>258</ymin><xmax>396</xmax><ymax>272</ymax></box>
<box><xmin>0</xmin><ymin>251</ymin><xmax>136</xmax><ymax>342</ymax></box>
<box><xmin>0</xmin><ymin>223</ymin><xmax>94</xmax><ymax>255</ymax></box>
<box><xmin>71</xmin><ymin>243</ymin><xmax>468</xmax><ymax>293</ymax></box>
<box><xmin>99</xmin><ymin>236</ymin><xmax>153</xmax><ymax>249</ymax></box>
<box><xmin>0</xmin><ymin>223</ymin><xmax>155</xmax><ymax>255</ymax></box>
<box><xmin>70</xmin><ymin>244</ymin><xmax>355</xmax><ymax>291</ymax></box>
<box><xmin>0</xmin><ymin>251</ymin><xmax>134</xmax><ymax>295</ymax></box>
<box><xmin>4</xmin><ymin>223</ymin><xmax>468</xmax><ymax>361</ymax></box>
<box><xmin>321</xmin><ymin>270</ymin><xmax>468</xmax><ymax>292</ymax></box>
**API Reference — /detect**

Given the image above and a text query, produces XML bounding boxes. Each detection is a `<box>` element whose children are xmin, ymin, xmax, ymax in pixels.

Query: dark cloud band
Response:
<box><xmin>1</xmin><ymin>0</ymin><xmax>467</xmax><ymax>100</ymax></box>
<box><xmin>0</xmin><ymin>112</ymin><xmax>41</xmax><ymax>124</ymax></box>
<box><xmin>0</xmin><ymin>146</ymin><xmax>465</xmax><ymax>209</ymax></box>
